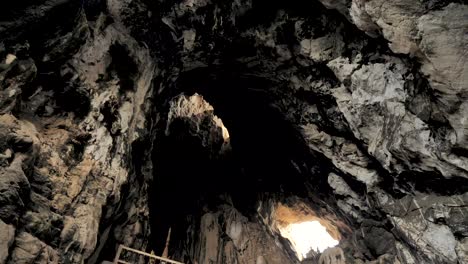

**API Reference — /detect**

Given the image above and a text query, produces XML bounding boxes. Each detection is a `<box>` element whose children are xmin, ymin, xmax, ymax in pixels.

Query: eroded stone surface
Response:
<box><xmin>0</xmin><ymin>220</ymin><xmax>14</xmax><ymax>263</ymax></box>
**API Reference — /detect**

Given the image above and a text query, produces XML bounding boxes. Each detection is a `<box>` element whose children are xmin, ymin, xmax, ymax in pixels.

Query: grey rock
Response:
<box><xmin>166</xmin><ymin>94</ymin><xmax>230</xmax><ymax>155</ymax></box>
<box><xmin>0</xmin><ymin>157</ymin><xmax>30</xmax><ymax>223</ymax></box>
<box><xmin>361</xmin><ymin>224</ymin><xmax>395</xmax><ymax>257</ymax></box>
<box><xmin>8</xmin><ymin>232</ymin><xmax>59</xmax><ymax>264</ymax></box>
<box><xmin>456</xmin><ymin>238</ymin><xmax>468</xmax><ymax>264</ymax></box>
<box><xmin>0</xmin><ymin>220</ymin><xmax>15</xmax><ymax>264</ymax></box>
<box><xmin>417</xmin><ymin>4</ymin><xmax>468</xmax><ymax>147</ymax></box>
<box><xmin>318</xmin><ymin>247</ymin><xmax>345</xmax><ymax>264</ymax></box>
<box><xmin>319</xmin><ymin>0</ymin><xmax>351</xmax><ymax>21</ymax></box>
<box><xmin>332</xmin><ymin>57</ymin><xmax>468</xmax><ymax>179</ymax></box>
<box><xmin>299</xmin><ymin>31</ymin><xmax>345</xmax><ymax>62</ymax></box>
<box><xmin>184</xmin><ymin>205</ymin><xmax>296</xmax><ymax>264</ymax></box>
<box><xmin>303</xmin><ymin>124</ymin><xmax>379</xmax><ymax>187</ymax></box>
<box><xmin>375</xmin><ymin>192</ymin><xmax>468</xmax><ymax>263</ymax></box>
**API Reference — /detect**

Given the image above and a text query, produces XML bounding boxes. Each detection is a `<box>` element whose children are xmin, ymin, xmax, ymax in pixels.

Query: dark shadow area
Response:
<box><xmin>149</xmin><ymin>67</ymin><xmax>335</xmax><ymax>257</ymax></box>
<box><xmin>108</xmin><ymin>43</ymin><xmax>139</xmax><ymax>92</ymax></box>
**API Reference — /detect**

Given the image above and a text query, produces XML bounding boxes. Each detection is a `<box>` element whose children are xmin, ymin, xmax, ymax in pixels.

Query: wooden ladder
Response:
<box><xmin>112</xmin><ymin>244</ymin><xmax>184</xmax><ymax>264</ymax></box>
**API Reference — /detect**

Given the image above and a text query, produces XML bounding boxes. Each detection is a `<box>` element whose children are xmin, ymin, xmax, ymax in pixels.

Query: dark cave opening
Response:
<box><xmin>149</xmin><ymin>68</ymin><xmax>346</xmax><ymax>262</ymax></box>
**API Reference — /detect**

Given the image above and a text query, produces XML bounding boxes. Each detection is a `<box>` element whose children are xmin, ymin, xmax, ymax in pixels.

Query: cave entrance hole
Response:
<box><xmin>280</xmin><ymin>221</ymin><xmax>339</xmax><ymax>259</ymax></box>
<box><xmin>274</xmin><ymin>203</ymin><xmax>341</xmax><ymax>260</ymax></box>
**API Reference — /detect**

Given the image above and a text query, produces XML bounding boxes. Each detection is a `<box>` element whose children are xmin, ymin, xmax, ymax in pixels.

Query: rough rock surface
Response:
<box><xmin>182</xmin><ymin>205</ymin><xmax>294</xmax><ymax>264</ymax></box>
<box><xmin>0</xmin><ymin>0</ymin><xmax>467</xmax><ymax>263</ymax></box>
<box><xmin>1</xmin><ymin>3</ymin><xmax>154</xmax><ymax>263</ymax></box>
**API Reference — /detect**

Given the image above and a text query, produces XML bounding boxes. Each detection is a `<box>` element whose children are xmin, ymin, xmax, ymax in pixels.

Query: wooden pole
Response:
<box><xmin>113</xmin><ymin>244</ymin><xmax>123</xmax><ymax>264</ymax></box>
<box><xmin>111</xmin><ymin>241</ymin><xmax>183</xmax><ymax>264</ymax></box>
<box><xmin>162</xmin><ymin>227</ymin><xmax>172</xmax><ymax>258</ymax></box>
<box><xmin>119</xmin><ymin>245</ymin><xmax>184</xmax><ymax>264</ymax></box>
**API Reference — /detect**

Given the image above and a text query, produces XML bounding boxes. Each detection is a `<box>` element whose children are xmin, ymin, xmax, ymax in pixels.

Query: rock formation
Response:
<box><xmin>0</xmin><ymin>0</ymin><xmax>467</xmax><ymax>263</ymax></box>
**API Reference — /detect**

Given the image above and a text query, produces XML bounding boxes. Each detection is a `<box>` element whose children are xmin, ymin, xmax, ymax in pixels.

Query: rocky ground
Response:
<box><xmin>0</xmin><ymin>0</ymin><xmax>467</xmax><ymax>263</ymax></box>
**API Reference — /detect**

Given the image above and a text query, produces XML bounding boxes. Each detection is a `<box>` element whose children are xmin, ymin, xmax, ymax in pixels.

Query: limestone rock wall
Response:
<box><xmin>0</xmin><ymin>2</ymin><xmax>155</xmax><ymax>263</ymax></box>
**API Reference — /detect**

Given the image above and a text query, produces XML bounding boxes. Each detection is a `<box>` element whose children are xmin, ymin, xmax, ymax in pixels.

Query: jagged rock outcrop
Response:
<box><xmin>1</xmin><ymin>3</ymin><xmax>154</xmax><ymax>263</ymax></box>
<box><xmin>0</xmin><ymin>0</ymin><xmax>467</xmax><ymax>263</ymax></box>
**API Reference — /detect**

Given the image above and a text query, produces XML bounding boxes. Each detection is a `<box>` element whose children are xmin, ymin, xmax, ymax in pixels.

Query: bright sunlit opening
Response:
<box><xmin>280</xmin><ymin>221</ymin><xmax>339</xmax><ymax>260</ymax></box>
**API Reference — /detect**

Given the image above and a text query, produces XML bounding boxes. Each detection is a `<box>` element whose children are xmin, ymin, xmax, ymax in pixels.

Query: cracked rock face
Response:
<box><xmin>0</xmin><ymin>0</ymin><xmax>467</xmax><ymax>263</ymax></box>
